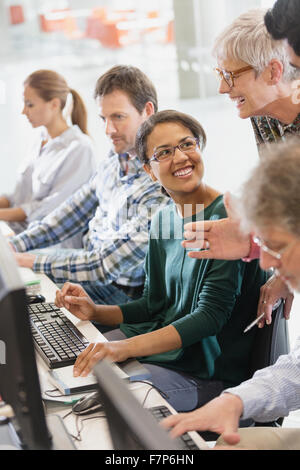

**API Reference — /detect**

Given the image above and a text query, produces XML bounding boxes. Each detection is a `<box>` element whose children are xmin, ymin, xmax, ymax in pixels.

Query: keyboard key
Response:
<box><xmin>148</xmin><ymin>406</ymin><xmax>200</xmax><ymax>451</ymax></box>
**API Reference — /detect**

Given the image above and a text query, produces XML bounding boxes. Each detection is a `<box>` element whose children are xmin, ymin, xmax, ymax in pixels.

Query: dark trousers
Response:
<box><xmin>104</xmin><ymin>329</ymin><xmax>224</xmax><ymax>412</ymax></box>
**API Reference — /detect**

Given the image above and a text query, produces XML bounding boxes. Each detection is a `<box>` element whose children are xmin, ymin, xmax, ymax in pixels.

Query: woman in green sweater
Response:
<box><xmin>55</xmin><ymin>110</ymin><xmax>267</xmax><ymax>411</ymax></box>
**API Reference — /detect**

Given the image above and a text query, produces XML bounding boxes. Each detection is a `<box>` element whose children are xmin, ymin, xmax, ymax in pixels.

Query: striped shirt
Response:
<box><xmin>11</xmin><ymin>152</ymin><xmax>169</xmax><ymax>286</ymax></box>
<box><xmin>226</xmin><ymin>336</ymin><xmax>300</xmax><ymax>422</ymax></box>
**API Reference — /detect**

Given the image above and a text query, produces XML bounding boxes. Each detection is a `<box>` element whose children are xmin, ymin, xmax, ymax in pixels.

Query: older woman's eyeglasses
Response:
<box><xmin>214</xmin><ymin>65</ymin><xmax>253</xmax><ymax>88</ymax></box>
<box><xmin>253</xmin><ymin>235</ymin><xmax>286</xmax><ymax>260</ymax></box>
<box><xmin>148</xmin><ymin>137</ymin><xmax>200</xmax><ymax>164</ymax></box>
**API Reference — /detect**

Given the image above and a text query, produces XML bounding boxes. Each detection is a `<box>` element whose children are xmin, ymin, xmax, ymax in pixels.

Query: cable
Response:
<box><xmin>61</xmin><ymin>410</ymin><xmax>73</xmax><ymax>420</ymax></box>
<box><xmin>62</xmin><ymin>410</ymin><xmax>106</xmax><ymax>442</ymax></box>
<box><xmin>129</xmin><ymin>379</ymin><xmax>169</xmax><ymax>405</ymax></box>
<box><xmin>44</xmin><ymin>388</ymin><xmax>66</xmax><ymax>398</ymax></box>
<box><xmin>56</xmin><ymin>380</ymin><xmax>169</xmax><ymax>442</ymax></box>
<box><xmin>44</xmin><ymin>388</ymin><xmax>84</xmax><ymax>398</ymax></box>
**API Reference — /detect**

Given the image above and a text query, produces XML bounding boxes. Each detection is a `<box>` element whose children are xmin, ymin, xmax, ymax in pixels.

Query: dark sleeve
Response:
<box><xmin>172</xmin><ymin>258</ymin><xmax>246</xmax><ymax>348</ymax></box>
<box><xmin>119</xmin><ymin>278</ymin><xmax>151</xmax><ymax>323</ymax></box>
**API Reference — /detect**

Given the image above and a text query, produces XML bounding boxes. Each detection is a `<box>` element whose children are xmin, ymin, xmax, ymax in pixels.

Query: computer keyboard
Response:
<box><xmin>29</xmin><ymin>302</ymin><xmax>90</xmax><ymax>369</ymax></box>
<box><xmin>148</xmin><ymin>406</ymin><xmax>199</xmax><ymax>450</ymax></box>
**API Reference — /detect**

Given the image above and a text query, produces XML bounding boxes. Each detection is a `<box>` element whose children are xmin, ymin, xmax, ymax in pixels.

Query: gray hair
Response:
<box><xmin>213</xmin><ymin>9</ymin><xmax>298</xmax><ymax>82</ymax></box>
<box><xmin>239</xmin><ymin>137</ymin><xmax>300</xmax><ymax>236</ymax></box>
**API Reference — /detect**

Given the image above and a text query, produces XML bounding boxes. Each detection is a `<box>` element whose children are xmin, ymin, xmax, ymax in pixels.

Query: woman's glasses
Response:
<box><xmin>214</xmin><ymin>65</ymin><xmax>253</xmax><ymax>88</ymax></box>
<box><xmin>148</xmin><ymin>137</ymin><xmax>200</xmax><ymax>164</ymax></box>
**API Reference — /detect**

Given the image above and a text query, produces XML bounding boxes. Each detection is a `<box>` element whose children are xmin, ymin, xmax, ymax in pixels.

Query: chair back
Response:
<box><xmin>249</xmin><ymin>300</ymin><xmax>290</xmax><ymax>378</ymax></box>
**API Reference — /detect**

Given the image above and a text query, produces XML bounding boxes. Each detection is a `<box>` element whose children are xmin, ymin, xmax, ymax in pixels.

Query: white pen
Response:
<box><xmin>243</xmin><ymin>312</ymin><xmax>265</xmax><ymax>333</ymax></box>
<box><xmin>243</xmin><ymin>299</ymin><xmax>282</xmax><ymax>333</ymax></box>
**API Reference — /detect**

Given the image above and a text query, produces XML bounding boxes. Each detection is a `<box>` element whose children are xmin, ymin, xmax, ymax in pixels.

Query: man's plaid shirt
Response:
<box><xmin>11</xmin><ymin>152</ymin><xmax>169</xmax><ymax>286</ymax></box>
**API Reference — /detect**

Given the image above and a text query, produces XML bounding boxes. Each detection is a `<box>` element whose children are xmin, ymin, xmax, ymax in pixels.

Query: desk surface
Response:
<box><xmin>33</xmin><ymin>271</ymin><xmax>208</xmax><ymax>450</ymax></box>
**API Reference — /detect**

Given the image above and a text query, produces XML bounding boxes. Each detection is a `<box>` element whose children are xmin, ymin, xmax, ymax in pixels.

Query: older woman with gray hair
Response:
<box><xmin>213</xmin><ymin>8</ymin><xmax>300</xmax><ymax>150</ymax></box>
<box><xmin>163</xmin><ymin>137</ymin><xmax>300</xmax><ymax>450</ymax></box>
<box><xmin>183</xmin><ymin>7</ymin><xmax>300</xmax><ymax>327</ymax></box>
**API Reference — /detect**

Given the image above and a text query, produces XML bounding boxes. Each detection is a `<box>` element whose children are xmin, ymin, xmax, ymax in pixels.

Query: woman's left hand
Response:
<box><xmin>73</xmin><ymin>341</ymin><xmax>131</xmax><ymax>377</ymax></box>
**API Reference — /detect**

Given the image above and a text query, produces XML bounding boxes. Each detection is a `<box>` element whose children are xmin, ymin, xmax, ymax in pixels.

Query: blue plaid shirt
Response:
<box><xmin>11</xmin><ymin>152</ymin><xmax>169</xmax><ymax>286</ymax></box>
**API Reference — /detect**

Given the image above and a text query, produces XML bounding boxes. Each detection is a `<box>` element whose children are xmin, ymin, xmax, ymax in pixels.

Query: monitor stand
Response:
<box><xmin>0</xmin><ymin>418</ymin><xmax>21</xmax><ymax>450</ymax></box>
<box><xmin>0</xmin><ymin>415</ymin><xmax>75</xmax><ymax>450</ymax></box>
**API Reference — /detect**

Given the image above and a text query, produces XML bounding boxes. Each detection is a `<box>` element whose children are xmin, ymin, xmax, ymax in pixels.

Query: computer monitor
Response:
<box><xmin>93</xmin><ymin>359</ymin><xmax>182</xmax><ymax>450</ymax></box>
<box><xmin>0</xmin><ymin>231</ymin><xmax>60</xmax><ymax>449</ymax></box>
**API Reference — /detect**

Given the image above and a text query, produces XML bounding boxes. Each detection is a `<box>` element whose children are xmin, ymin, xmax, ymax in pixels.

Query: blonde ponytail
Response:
<box><xmin>69</xmin><ymin>88</ymin><xmax>88</xmax><ymax>135</ymax></box>
<box><xmin>24</xmin><ymin>70</ymin><xmax>88</xmax><ymax>134</ymax></box>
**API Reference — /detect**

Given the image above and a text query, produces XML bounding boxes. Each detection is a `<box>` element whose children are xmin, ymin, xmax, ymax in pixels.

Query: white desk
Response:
<box><xmin>0</xmin><ymin>221</ymin><xmax>14</xmax><ymax>237</ymax></box>
<box><xmin>33</xmin><ymin>272</ymin><xmax>208</xmax><ymax>450</ymax></box>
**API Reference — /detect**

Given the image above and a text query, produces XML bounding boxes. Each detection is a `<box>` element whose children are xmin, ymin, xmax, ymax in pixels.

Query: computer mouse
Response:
<box><xmin>72</xmin><ymin>391</ymin><xmax>103</xmax><ymax>416</ymax></box>
<box><xmin>26</xmin><ymin>294</ymin><xmax>46</xmax><ymax>304</ymax></box>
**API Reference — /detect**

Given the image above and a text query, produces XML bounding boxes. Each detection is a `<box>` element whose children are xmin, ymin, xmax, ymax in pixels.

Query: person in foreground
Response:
<box><xmin>9</xmin><ymin>65</ymin><xmax>168</xmax><ymax>304</ymax></box>
<box><xmin>56</xmin><ymin>110</ymin><xmax>267</xmax><ymax>412</ymax></box>
<box><xmin>0</xmin><ymin>69</ymin><xmax>96</xmax><ymax>238</ymax></box>
<box><xmin>163</xmin><ymin>138</ymin><xmax>300</xmax><ymax>450</ymax></box>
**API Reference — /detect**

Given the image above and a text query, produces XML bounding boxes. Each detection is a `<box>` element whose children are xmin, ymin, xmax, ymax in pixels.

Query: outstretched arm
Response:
<box><xmin>55</xmin><ymin>282</ymin><xmax>182</xmax><ymax>377</ymax></box>
<box><xmin>73</xmin><ymin>325</ymin><xmax>181</xmax><ymax>377</ymax></box>
<box><xmin>183</xmin><ymin>217</ymin><xmax>251</xmax><ymax>260</ymax></box>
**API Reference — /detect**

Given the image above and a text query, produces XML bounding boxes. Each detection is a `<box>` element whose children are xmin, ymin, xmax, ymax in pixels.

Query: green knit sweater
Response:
<box><xmin>120</xmin><ymin>196</ymin><xmax>267</xmax><ymax>387</ymax></box>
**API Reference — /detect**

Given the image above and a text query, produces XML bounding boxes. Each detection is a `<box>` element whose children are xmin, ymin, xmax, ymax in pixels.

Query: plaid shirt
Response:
<box><xmin>11</xmin><ymin>152</ymin><xmax>169</xmax><ymax>286</ymax></box>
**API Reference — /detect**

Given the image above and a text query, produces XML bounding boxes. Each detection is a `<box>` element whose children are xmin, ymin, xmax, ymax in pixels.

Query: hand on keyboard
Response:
<box><xmin>149</xmin><ymin>406</ymin><xmax>199</xmax><ymax>450</ymax></box>
<box><xmin>55</xmin><ymin>282</ymin><xmax>97</xmax><ymax>321</ymax></box>
<box><xmin>73</xmin><ymin>341</ymin><xmax>130</xmax><ymax>377</ymax></box>
<box><xmin>160</xmin><ymin>393</ymin><xmax>242</xmax><ymax>447</ymax></box>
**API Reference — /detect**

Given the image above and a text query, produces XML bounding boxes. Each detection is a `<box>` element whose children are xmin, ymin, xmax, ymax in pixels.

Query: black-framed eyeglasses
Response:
<box><xmin>214</xmin><ymin>65</ymin><xmax>253</xmax><ymax>88</ymax></box>
<box><xmin>148</xmin><ymin>137</ymin><xmax>200</xmax><ymax>164</ymax></box>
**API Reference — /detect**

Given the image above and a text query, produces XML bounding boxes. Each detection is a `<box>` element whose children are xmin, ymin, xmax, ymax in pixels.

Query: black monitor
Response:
<box><xmin>93</xmin><ymin>359</ymin><xmax>186</xmax><ymax>450</ymax></box>
<box><xmin>0</xmin><ymin>231</ymin><xmax>72</xmax><ymax>450</ymax></box>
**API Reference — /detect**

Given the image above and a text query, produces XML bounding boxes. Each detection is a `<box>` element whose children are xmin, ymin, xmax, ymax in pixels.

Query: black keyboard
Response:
<box><xmin>29</xmin><ymin>302</ymin><xmax>90</xmax><ymax>369</ymax></box>
<box><xmin>148</xmin><ymin>406</ymin><xmax>199</xmax><ymax>450</ymax></box>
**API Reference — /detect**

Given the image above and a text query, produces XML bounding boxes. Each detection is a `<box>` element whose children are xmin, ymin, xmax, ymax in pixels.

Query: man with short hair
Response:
<box><xmin>265</xmin><ymin>0</ymin><xmax>300</xmax><ymax>70</ymax></box>
<box><xmin>11</xmin><ymin>65</ymin><xmax>169</xmax><ymax>304</ymax></box>
<box><xmin>163</xmin><ymin>137</ymin><xmax>300</xmax><ymax>450</ymax></box>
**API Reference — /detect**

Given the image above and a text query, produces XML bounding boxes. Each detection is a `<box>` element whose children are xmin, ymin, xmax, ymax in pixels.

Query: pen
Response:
<box><xmin>243</xmin><ymin>312</ymin><xmax>265</xmax><ymax>333</ymax></box>
<box><xmin>243</xmin><ymin>299</ymin><xmax>282</xmax><ymax>333</ymax></box>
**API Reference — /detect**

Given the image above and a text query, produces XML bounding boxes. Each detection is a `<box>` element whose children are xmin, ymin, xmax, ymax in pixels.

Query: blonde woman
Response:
<box><xmin>0</xmin><ymin>70</ymin><xmax>96</xmax><ymax>238</ymax></box>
